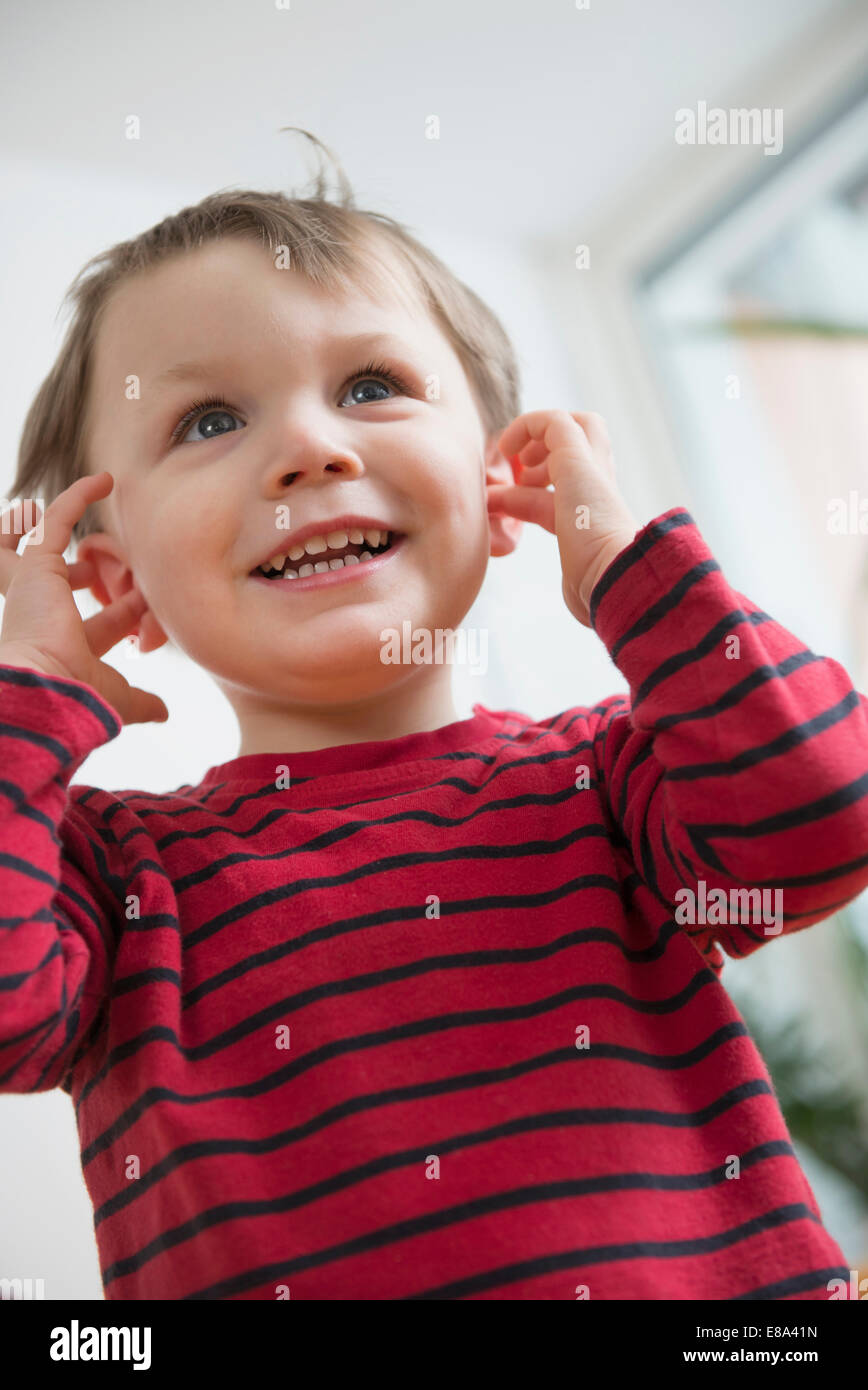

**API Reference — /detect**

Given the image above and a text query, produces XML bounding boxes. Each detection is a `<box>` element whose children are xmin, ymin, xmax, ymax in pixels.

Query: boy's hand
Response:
<box><xmin>489</xmin><ymin>410</ymin><xmax>641</xmax><ymax>627</ymax></box>
<box><xmin>0</xmin><ymin>472</ymin><xmax>169</xmax><ymax>725</ymax></box>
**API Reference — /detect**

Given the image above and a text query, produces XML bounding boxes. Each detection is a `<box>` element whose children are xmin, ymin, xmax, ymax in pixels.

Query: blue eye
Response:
<box><xmin>340</xmin><ymin>359</ymin><xmax>412</xmax><ymax>406</ymax></box>
<box><xmin>342</xmin><ymin>377</ymin><xmax>394</xmax><ymax>405</ymax></box>
<box><xmin>170</xmin><ymin>397</ymin><xmax>243</xmax><ymax>446</ymax></box>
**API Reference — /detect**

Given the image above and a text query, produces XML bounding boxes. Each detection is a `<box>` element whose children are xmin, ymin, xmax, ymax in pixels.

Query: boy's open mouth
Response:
<box><xmin>250</xmin><ymin>529</ymin><xmax>404</xmax><ymax>582</ymax></box>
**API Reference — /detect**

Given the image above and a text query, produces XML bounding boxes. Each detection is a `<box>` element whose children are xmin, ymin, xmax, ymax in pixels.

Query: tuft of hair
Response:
<box><xmin>12</xmin><ymin>127</ymin><xmax>522</xmax><ymax>549</ymax></box>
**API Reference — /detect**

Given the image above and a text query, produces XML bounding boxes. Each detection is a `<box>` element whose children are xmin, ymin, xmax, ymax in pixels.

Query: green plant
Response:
<box><xmin>737</xmin><ymin>907</ymin><xmax>868</xmax><ymax>1200</ymax></box>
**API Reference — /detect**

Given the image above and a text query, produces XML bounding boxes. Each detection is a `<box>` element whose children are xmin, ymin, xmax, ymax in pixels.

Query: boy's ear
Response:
<box><xmin>74</xmin><ymin>532</ymin><xmax>168</xmax><ymax>655</ymax></box>
<box><xmin>485</xmin><ymin>434</ymin><xmax>523</xmax><ymax>558</ymax></box>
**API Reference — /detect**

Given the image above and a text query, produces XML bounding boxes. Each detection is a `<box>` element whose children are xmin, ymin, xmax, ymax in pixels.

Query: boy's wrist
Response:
<box><xmin>0</xmin><ymin>643</ymin><xmax>65</xmax><ymax>678</ymax></box>
<box><xmin>578</xmin><ymin>528</ymin><xmax>638</xmax><ymax>626</ymax></box>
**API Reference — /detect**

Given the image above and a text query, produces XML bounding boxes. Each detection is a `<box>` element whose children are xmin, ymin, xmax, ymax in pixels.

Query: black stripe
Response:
<box><xmin>157</xmin><ymin>747</ymin><xmax>603</xmax><ymax>846</ymax></box>
<box><xmin>27</xmin><ymin>963</ymin><xmax>71</xmax><ymax>1091</ymax></box>
<box><xmin>403</xmin><ymin>1204</ymin><xmax>820</xmax><ymax>1300</ymax></box>
<box><xmin>0</xmin><ymin>778</ymin><xmax>62</xmax><ymax>836</ymax></box>
<box><xmin>88</xmin><ymin>927</ymin><xmax>712</xmax><ymax>1115</ymax></box>
<box><xmin>55</xmin><ymin>880</ymin><xmax>114</xmax><ymax>960</ymax></box>
<box><xmin>690</xmin><ymin>767</ymin><xmax>868</xmax><ymax>842</ymax></box>
<box><xmin>0</xmin><ymin>904</ymin><xmax>58</xmax><ymax>931</ymax></box>
<box><xmin>632</xmin><ymin>608</ymin><xmax>771</xmax><ymax>708</ymax></box>
<box><xmin>0</xmin><ymin>934</ymin><xmax>63</xmax><ymax>992</ymax></box>
<box><xmin>104</xmin><ymin>1136</ymin><xmax>793</xmax><ymax>1287</ymax></box>
<box><xmin>0</xmin><ymin>665</ymin><xmax>120</xmax><ymax>738</ymax></box>
<box><xmin>589</xmin><ymin>510</ymin><xmax>694</xmax><ymax>624</ymax></box>
<box><xmin>79</xmin><ymin>884</ymin><xmax>647</xmax><ymax>1108</ymax></box>
<box><xmin>685</xmin><ymin>770</ymin><xmax>868</xmax><ymax>882</ymax></box>
<box><xmin>114</xmin><ymin>916</ymin><xmax>680</xmax><ymax>1008</ymax></box>
<box><xmin>0</xmin><ymin>947</ymin><xmax>68</xmax><ymax>1088</ymax></box>
<box><xmin>95</xmin><ymin>1066</ymin><xmax>770</xmax><ymax>1234</ymax></box>
<box><xmin>159</xmin><ymin>781</ymin><xmax>591</xmax><ymax>869</ymax></box>
<box><xmin>183</xmin><ymin>915</ymin><xmax>694</xmax><ymax>1012</ymax></box>
<box><xmin>75</xmin><ymin>876</ymin><xmax>685</xmax><ymax>1105</ymax></box>
<box><xmin>81</xmin><ymin>1017</ymin><xmax>747</xmax><ymax>1170</ymax></box>
<box><xmin>615</xmin><ymin>741</ymin><xmax>653</xmax><ymax>827</ymax></box>
<box><xmin>732</xmin><ymin>1266</ymin><xmax>851</xmax><ymax>1300</ymax></box>
<box><xmin>660</xmin><ymin>818</ymin><xmax>691</xmax><ymax>890</ymax></box>
<box><xmin>0</xmin><ymin>849</ymin><xmax>59</xmax><ymax>890</ymax></box>
<box><xmin>652</xmin><ymin>648</ymin><xmax>822</xmax><ymax>731</ymax></box>
<box><xmin>182</xmin><ymin>1198</ymin><xmax>813</xmax><ymax>1301</ymax></box>
<box><xmin>666</xmin><ymin>689</ymin><xmax>863</xmax><ymax>781</ymax></box>
<box><xmin>178</xmin><ymin>833</ymin><xmax>619</xmax><ymax>948</ymax></box>
<box><xmin>610</xmin><ymin>560</ymin><xmax>720</xmax><ymax>664</ymax></box>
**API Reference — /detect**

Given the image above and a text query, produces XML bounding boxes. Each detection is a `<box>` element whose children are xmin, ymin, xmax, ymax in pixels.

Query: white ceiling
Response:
<box><xmin>0</xmin><ymin>0</ymin><xmax>845</xmax><ymax>241</ymax></box>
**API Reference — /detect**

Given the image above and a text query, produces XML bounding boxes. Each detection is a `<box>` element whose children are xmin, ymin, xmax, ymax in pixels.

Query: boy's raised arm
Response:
<box><xmin>586</xmin><ymin>506</ymin><xmax>868</xmax><ymax>961</ymax></box>
<box><xmin>490</xmin><ymin>407</ymin><xmax>868</xmax><ymax>962</ymax></box>
<box><xmin>0</xmin><ymin>664</ymin><xmax>124</xmax><ymax>1092</ymax></box>
<box><xmin>0</xmin><ymin>475</ymin><xmax>158</xmax><ymax>1094</ymax></box>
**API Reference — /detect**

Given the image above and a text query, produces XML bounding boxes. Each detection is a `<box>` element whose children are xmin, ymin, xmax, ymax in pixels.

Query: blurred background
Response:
<box><xmin>1</xmin><ymin>0</ymin><xmax>866</xmax><ymax>1298</ymax></box>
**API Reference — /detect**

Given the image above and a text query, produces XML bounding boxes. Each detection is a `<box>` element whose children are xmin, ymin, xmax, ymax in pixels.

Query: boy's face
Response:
<box><xmin>78</xmin><ymin>237</ymin><xmax>520</xmax><ymax>711</ymax></box>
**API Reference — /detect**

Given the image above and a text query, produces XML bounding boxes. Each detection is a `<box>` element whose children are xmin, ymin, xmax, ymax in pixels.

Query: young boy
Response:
<box><xmin>2</xmin><ymin>134</ymin><xmax>867</xmax><ymax>1301</ymax></box>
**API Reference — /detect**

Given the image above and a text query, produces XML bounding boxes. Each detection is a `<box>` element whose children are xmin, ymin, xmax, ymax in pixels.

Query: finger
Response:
<box><xmin>0</xmin><ymin>551</ymin><xmax>96</xmax><ymax>601</ymax></box>
<box><xmin>498</xmin><ymin>410</ymin><xmax>590</xmax><ymax>461</ymax></box>
<box><xmin>521</xmin><ymin>456</ymin><xmax>614</xmax><ymax>492</ymax></box>
<box><xmin>119</xmin><ymin>686</ymin><xmax>170</xmax><ymax>725</ymax></box>
<box><xmin>99</xmin><ymin>664</ymin><xmax>169</xmax><ymax>726</ymax></box>
<box><xmin>510</xmin><ymin>442</ymin><xmax>549</xmax><ymax>471</ymax></box>
<box><xmin>487</xmin><ymin>484</ymin><xmax>556</xmax><ymax>534</ymax></box>
<box><xmin>520</xmin><ymin>411</ymin><xmax>613</xmax><ymax>485</ymax></box>
<box><xmin>571</xmin><ymin>411</ymin><xmax>610</xmax><ymax>454</ymax></box>
<box><xmin>509</xmin><ymin>459</ymin><xmax>556</xmax><ymax>487</ymax></box>
<box><xmin>66</xmin><ymin>560</ymin><xmax>97</xmax><ymax>589</ymax></box>
<box><xmin>35</xmin><ymin>472</ymin><xmax>114</xmax><ymax>562</ymax></box>
<box><xmin>81</xmin><ymin>587</ymin><xmax>148</xmax><ymax>657</ymax></box>
<box><xmin>569</xmin><ymin>412</ymin><xmax>616</xmax><ymax>479</ymax></box>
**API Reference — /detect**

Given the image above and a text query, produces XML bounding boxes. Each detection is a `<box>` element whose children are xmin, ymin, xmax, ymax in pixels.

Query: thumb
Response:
<box><xmin>123</xmin><ymin>686</ymin><xmax>170</xmax><ymax>725</ymax></box>
<box><xmin>102</xmin><ymin>665</ymin><xmax>169</xmax><ymax>725</ymax></box>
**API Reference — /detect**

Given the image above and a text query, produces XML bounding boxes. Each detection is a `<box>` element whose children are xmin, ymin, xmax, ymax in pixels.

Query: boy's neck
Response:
<box><xmin>225</xmin><ymin>666</ymin><xmax>461</xmax><ymax>757</ymax></box>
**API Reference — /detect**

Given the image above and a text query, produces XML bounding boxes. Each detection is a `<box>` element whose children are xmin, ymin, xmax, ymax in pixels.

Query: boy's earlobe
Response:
<box><xmin>484</xmin><ymin>438</ymin><xmax>523</xmax><ymax>558</ymax></box>
<box><xmin>134</xmin><ymin>607</ymin><xmax>168</xmax><ymax>656</ymax></box>
<box><xmin>75</xmin><ymin>532</ymin><xmax>169</xmax><ymax>655</ymax></box>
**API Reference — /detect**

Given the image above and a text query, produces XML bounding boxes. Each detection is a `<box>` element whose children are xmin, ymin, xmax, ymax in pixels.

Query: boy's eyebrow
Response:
<box><xmin>151</xmin><ymin>332</ymin><xmax>417</xmax><ymax>390</ymax></box>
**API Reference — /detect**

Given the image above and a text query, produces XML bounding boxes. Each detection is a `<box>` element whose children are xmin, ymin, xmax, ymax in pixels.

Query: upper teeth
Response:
<box><xmin>259</xmin><ymin>528</ymin><xmax>391</xmax><ymax>576</ymax></box>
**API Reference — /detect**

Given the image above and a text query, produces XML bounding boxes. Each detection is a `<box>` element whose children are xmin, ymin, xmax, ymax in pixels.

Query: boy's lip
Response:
<box><xmin>249</xmin><ymin>532</ymin><xmax>407</xmax><ymax>592</ymax></box>
<box><xmin>249</xmin><ymin>515</ymin><xmax>402</xmax><ymax>573</ymax></box>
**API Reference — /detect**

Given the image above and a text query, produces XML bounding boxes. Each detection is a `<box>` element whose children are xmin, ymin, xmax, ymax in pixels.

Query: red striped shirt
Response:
<box><xmin>1</xmin><ymin>507</ymin><xmax>866</xmax><ymax>1299</ymax></box>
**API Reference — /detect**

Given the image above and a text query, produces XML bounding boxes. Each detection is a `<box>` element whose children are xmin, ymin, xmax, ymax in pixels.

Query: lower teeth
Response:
<box><xmin>268</xmin><ymin>545</ymin><xmax>389</xmax><ymax>581</ymax></box>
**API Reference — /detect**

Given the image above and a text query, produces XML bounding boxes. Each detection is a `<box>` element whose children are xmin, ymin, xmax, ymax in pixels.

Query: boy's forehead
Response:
<box><xmin>96</xmin><ymin>237</ymin><xmax>438</xmax><ymax>370</ymax></box>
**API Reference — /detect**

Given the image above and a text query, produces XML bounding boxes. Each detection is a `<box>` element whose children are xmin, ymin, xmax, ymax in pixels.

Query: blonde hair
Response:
<box><xmin>12</xmin><ymin>128</ymin><xmax>521</xmax><ymax>548</ymax></box>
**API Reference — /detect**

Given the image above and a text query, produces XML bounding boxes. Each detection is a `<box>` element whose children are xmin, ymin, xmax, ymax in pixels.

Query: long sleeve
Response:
<box><xmin>0</xmin><ymin>664</ymin><xmax>123</xmax><ymax>1092</ymax></box>
<box><xmin>587</xmin><ymin>507</ymin><xmax>868</xmax><ymax>965</ymax></box>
